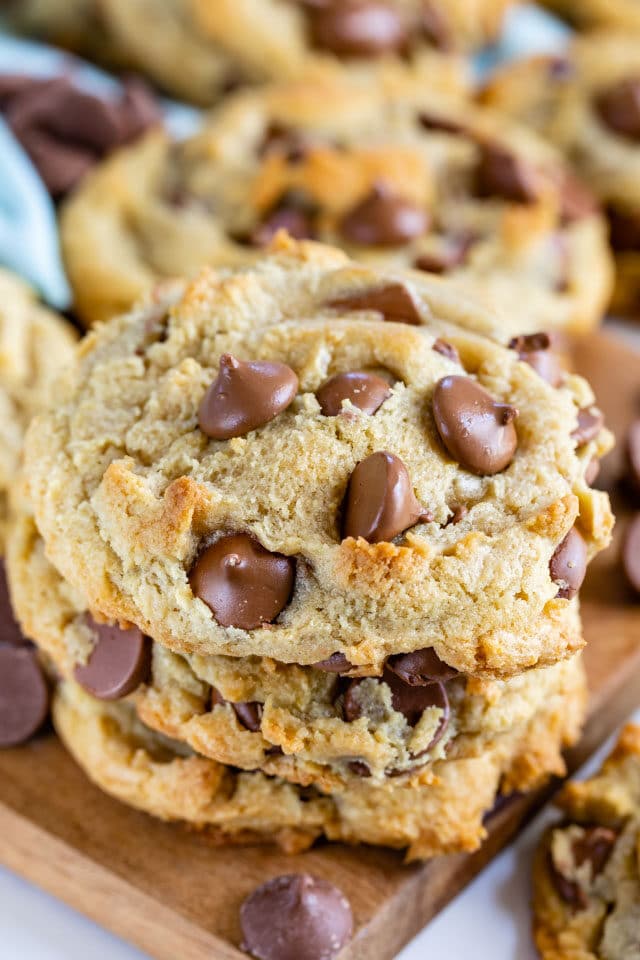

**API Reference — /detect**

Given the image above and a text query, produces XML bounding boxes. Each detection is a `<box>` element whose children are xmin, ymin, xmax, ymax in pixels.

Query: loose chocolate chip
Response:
<box><xmin>596</xmin><ymin>77</ymin><xmax>640</xmax><ymax>141</ymax></box>
<box><xmin>240</xmin><ymin>874</ymin><xmax>353</xmax><ymax>960</ymax></box>
<box><xmin>308</xmin><ymin>2</ymin><xmax>407</xmax><ymax>58</ymax></box>
<box><xmin>0</xmin><ymin>646</ymin><xmax>48</xmax><ymax>747</ymax></box>
<box><xmin>573</xmin><ymin>826</ymin><xmax>618</xmax><ymax>876</ymax></box>
<box><xmin>571</xmin><ymin>406</ymin><xmax>604</xmax><ymax>447</ymax></box>
<box><xmin>585</xmin><ymin>458</ymin><xmax>600</xmax><ymax>486</ymax></box>
<box><xmin>74</xmin><ymin>616</ymin><xmax>151</xmax><ymax>700</ymax></box>
<box><xmin>626</xmin><ymin>420</ymin><xmax>640</xmax><ymax>492</ymax></box>
<box><xmin>198</xmin><ymin>354</ymin><xmax>298</xmax><ymax>440</ymax></box>
<box><xmin>550</xmin><ymin>527</ymin><xmax>588</xmax><ymax>600</ymax></box>
<box><xmin>608</xmin><ymin>205</ymin><xmax>640</xmax><ymax>251</ymax></box>
<box><xmin>190</xmin><ymin>533</ymin><xmax>295</xmax><ymax>630</ymax></box>
<box><xmin>211</xmin><ymin>686</ymin><xmax>263</xmax><ymax>732</ymax></box>
<box><xmin>549</xmin><ymin>853</ymin><xmax>587</xmax><ymax>911</ymax></box>
<box><xmin>340</xmin><ymin>183</ymin><xmax>429</xmax><ymax>246</ymax></box>
<box><xmin>0</xmin><ymin>560</ymin><xmax>28</xmax><ymax>646</ymax></box>
<box><xmin>623</xmin><ymin>514</ymin><xmax>640</xmax><ymax>594</ymax></box>
<box><xmin>476</xmin><ymin>142</ymin><xmax>543</xmax><ymax>204</ymax></box>
<box><xmin>508</xmin><ymin>332</ymin><xmax>564</xmax><ymax>387</ymax></box>
<box><xmin>313</xmin><ymin>652</ymin><xmax>353</xmax><ymax>673</ymax></box>
<box><xmin>342</xmin><ymin>451</ymin><xmax>431</xmax><ymax>543</ymax></box>
<box><xmin>432</xmin><ymin>375</ymin><xmax>518</xmax><ymax>475</ymax></box>
<box><xmin>386</xmin><ymin>647</ymin><xmax>458</xmax><ymax>686</ymax></box>
<box><xmin>316</xmin><ymin>370</ymin><xmax>391</xmax><ymax>416</ymax></box>
<box><xmin>250</xmin><ymin>206</ymin><xmax>315</xmax><ymax>247</ymax></box>
<box><xmin>432</xmin><ymin>338</ymin><xmax>461</xmax><ymax>364</ymax></box>
<box><xmin>348</xmin><ymin>760</ymin><xmax>371</xmax><ymax>777</ymax></box>
<box><xmin>330</xmin><ymin>282</ymin><xmax>422</xmax><ymax>324</ymax></box>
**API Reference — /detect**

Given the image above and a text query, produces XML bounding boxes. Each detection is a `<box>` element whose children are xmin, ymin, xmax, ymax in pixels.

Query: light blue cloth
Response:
<box><xmin>0</xmin><ymin>6</ymin><xmax>571</xmax><ymax>310</ymax></box>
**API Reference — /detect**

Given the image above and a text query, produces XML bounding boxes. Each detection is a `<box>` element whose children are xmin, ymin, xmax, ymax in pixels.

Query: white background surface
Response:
<box><xmin>0</xmin><ymin>708</ymin><xmax>637</xmax><ymax>960</ymax></box>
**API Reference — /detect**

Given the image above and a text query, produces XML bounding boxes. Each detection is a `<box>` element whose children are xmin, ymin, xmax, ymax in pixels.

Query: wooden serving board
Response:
<box><xmin>0</xmin><ymin>329</ymin><xmax>639</xmax><ymax>960</ymax></box>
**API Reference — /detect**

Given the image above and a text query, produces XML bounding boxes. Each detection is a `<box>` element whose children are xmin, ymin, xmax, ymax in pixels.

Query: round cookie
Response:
<box><xmin>482</xmin><ymin>32</ymin><xmax>640</xmax><ymax>315</ymax></box>
<box><xmin>533</xmin><ymin>724</ymin><xmax>640</xmax><ymax>960</ymax></box>
<box><xmin>59</xmin><ymin>76</ymin><xmax>612</xmax><ymax>329</ymax></box>
<box><xmin>54</xmin><ymin>663</ymin><xmax>586</xmax><ymax>862</ymax></box>
<box><xmin>23</xmin><ymin>245</ymin><xmax>614</xmax><ymax>676</ymax></box>
<box><xmin>5</xmin><ymin>0</ymin><xmax>472</xmax><ymax>107</ymax></box>
<box><xmin>0</xmin><ymin>270</ymin><xmax>76</xmax><ymax>545</ymax></box>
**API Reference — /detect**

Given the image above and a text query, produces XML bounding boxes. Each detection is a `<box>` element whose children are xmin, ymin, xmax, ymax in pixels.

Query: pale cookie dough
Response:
<box><xmin>5</xmin><ymin>0</ymin><xmax>472</xmax><ymax>107</ymax></box>
<box><xmin>23</xmin><ymin>244</ymin><xmax>614</xmax><ymax>676</ymax></box>
<box><xmin>59</xmin><ymin>76</ymin><xmax>612</xmax><ymax>330</ymax></box>
<box><xmin>533</xmin><ymin>724</ymin><xmax>640</xmax><ymax>960</ymax></box>
<box><xmin>53</xmin><ymin>661</ymin><xmax>585</xmax><ymax>862</ymax></box>
<box><xmin>482</xmin><ymin>32</ymin><xmax>640</xmax><ymax>315</ymax></box>
<box><xmin>0</xmin><ymin>270</ymin><xmax>76</xmax><ymax>545</ymax></box>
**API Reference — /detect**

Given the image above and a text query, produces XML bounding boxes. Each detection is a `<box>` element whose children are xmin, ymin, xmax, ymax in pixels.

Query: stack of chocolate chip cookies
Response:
<box><xmin>5</xmin><ymin>237</ymin><xmax>614</xmax><ymax>860</ymax></box>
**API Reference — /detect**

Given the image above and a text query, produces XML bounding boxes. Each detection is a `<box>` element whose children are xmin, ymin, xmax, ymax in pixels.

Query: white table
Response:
<box><xmin>1</xmin><ymin>708</ymin><xmax>637</xmax><ymax>960</ymax></box>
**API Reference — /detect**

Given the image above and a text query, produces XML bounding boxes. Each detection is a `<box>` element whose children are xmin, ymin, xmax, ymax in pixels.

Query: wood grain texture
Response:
<box><xmin>0</xmin><ymin>329</ymin><xmax>638</xmax><ymax>960</ymax></box>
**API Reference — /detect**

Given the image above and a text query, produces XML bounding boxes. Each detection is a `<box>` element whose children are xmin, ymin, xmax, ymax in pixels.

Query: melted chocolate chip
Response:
<box><xmin>313</xmin><ymin>652</ymin><xmax>353</xmax><ymax>673</ymax></box>
<box><xmin>571</xmin><ymin>406</ymin><xmax>604</xmax><ymax>447</ymax></box>
<box><xmin>386</xmin><ymin>647</ymin><xmax>458</xmax><ymax>686</ymax></box>
<box><xmin>316</xmin><ymin>370</ymin><xmax>391</xmax><ymax>416</ymax></box>
<box><xmin>0</xmin><ymin>646</ymin><xmax>49</xmax><ymax>747</ymax></box>
<box><xmin>342</xmin><ymin>451</ymin><xmax>431</xmax><ymax>543</ymax></box>
<box><xmin>549</xmin><ymin>853</ymin><xmax>587</xmax><ymax>911</ymax></box>
<box><xmin>330</xmin><ymin>282</ymin><xmax>422</xmax><ymax>324</ymax></box>
<box><xmin>550</xmin><ymin>527</ymin><xmax>588</xmax><ymax>599</ymax></box>
<box><xmin>240</xmin><ymin>874</ymin><xmax>353</xmax><ymax>960</ymax></box>
<box><xmin>348</xmin><ymin>760</ymin><xmax>371</xmax><ymax>777</ymax></box>
<box><xmin>476</xmin><ymin>142</ymin><xmax>542</xmax><ymax>204</ymax></box>
<box><xmin>596</xmin><ymin>76</ymin><xmax>640</xmax><ymax>141</ymax></box>
<box><xmin>74</xmin><ymin>616</ymin><xmax>151</xmax><ymax>700</ymax></box>
<box><xmin>432</xmin><ymin>338</ymin><xmax>461</xmax><ymax>364</ymax></box>
<box><xmin>432</xmin><ymin>375</ymin><xmax>518</xmax><ymax>475</ymax></box>
<box><xmin>626</xmin><ymin>420</ymin><xmax>640</xmax><ymax>492</ymax></box>
<box><xmin>623</xmin><ymin>513</ymin><xmax>640</xmax><ymax>594</ymax></box>
<box><xmin>198</xmin><ymin>354</ymin><xmax>298</xmax><ymax>440</ymax></box>
<box><xmin>573</xmin><ymin>826</ymin><xmax>617</xmax><ymax>876</ymax></box>
<box><xmin>343</xmin><ymin>671</ymin><xmax>450</xmax><ymax>734</ymax></box>
<box><xmin>340</xmin><ymin>183</ymin><xmax>429</xmax><ymax>246</ymax></box>
<box><xmin>446</xmin><ymin>504</ymin><xmax>467</xmax><ymax>525</ymax></box>
<box><xmin>190</xmin><ymin>533</ymin><xmax>295</xmax><ymax>630</ymax></box>
<box><xmin>508</xmin><ymin>332</ymin><xmax>564</xmax><ymax>387</ymax></box>
<box><xmin>211</xmin><ymin>686</ymin><xmax>263</xmax><ymax>732</ymax></box>
<box><xmin>308</xmin><ymin>2</ymin><xmax>407</xmax><ymax>58</ymax></box>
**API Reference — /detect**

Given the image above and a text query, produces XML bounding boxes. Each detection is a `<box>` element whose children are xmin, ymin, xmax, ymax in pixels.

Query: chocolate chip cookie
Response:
<box><xmin>60</xmin><ymin>76</ymin><xmax>612</xmax><ymax>329</ymax></box>
<box><xmin>6</xmin><ymin>0</ymin><xmax>475</xmax><ymax>107</ymax></box>
<box><xmin>533</xmin><ymin>724</ymin><xmax>640</xmax><ymax>959</ymax></box>
<box><xmin>482</xmin><ymin>31</ymin><xmax>640</xmax><ymax>316</ymax></box>
<box><xmin>0</xmin><ymin>270</ymin><xmax>76</xmax><ymax>545</ymax></box>
<box><xmin>23</xmin><ymin>244</ymin><xmax>614</xmax><ymax>677</ymax></box>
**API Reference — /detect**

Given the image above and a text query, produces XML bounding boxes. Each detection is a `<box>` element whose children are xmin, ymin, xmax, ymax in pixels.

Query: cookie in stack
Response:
<box><xmin>8</xmin><ymin>240</ymin><xmax>613</xmax><ymax>859</ymax></box>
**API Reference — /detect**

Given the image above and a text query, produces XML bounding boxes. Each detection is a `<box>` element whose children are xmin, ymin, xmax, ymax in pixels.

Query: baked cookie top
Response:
<box><xmin>60</xmin><ymin>75</ymin><xmax>611</xmax><ymax>330</ymax></box>
<box><xmin>0</xmin><ymin>270</ymin><xmax>76</xmax><ymax>545</ymax></box>
<box><xmin>534</xmin><ymin>724</ymin><xmax>640</xmax><ymax>960</ymax></box>
<box><xmin>23</xmin><ymin>242</ymin><xmax>613</xmax><ymax>675</ymax></box>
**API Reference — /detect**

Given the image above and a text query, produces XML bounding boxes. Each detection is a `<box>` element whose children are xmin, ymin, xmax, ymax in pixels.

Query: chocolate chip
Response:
<box><xmin>432</xmin><ymin>338</ymin><xmax>461</xmax><ymax>364</ymax></box>
<box><xmin>585</xmin><ymin>458</ymin><xmax>600</xmax><ymax>486</ymax></box>
<box><xmin>211</xmin><ymin>687</ymin><xmax>263</xmax><ymax>732</ymax></box>
<box><xmin>417</xmin><ymin>111</ymin><xmax>466</xmax><ymax>136</ymax></box>
<box><xmin>330</xmin><ymin>282</ymin><xmax>422</xmax><ymax>324</ymax></box>
<box><xmin>0</xmin><ymin>646</ymin><xmax>49</xmax><ymax>747</ymax></box>
<box><xmin>626</xmin><ymin>420</ymin><xmax>640</xmax><ymax>492</ymax></box>
<box><xmin>571</xmin><ymin>406</ymin><xmax>604</xmax><ymax>447</ymax></box>
<box><xmin>386</xmin><ymin>647</ymin><xmax>458</xmax><ymax>686</ymax></box>
<box><xmin>476</xmin><ymin>142</ymin><xmax>543</xmax><ymax>204</ymax></box>
<box><xmin>340</xmin><ymin>183</ymin><xmax>429</xmax><ymax>246</ymax></box>
<box><xmin>313</xmin><ymin>652</ymin><xmax>353</xmax><ymax>673</ymax></box>
<box><xmin>240</xmin><ymin>874</ymin><xmax>353</xmax><ymax>960</ymax></box>
<box><xmin>344</xmin><ymin>671</ymin><xmax>450</xmax><ymax>733</ymax></box>
<box><xmin>308</xmin><ymin>2</ymin><xmax>407</xmax><ymax>58</ymax></box>
<box><xmin>316</xmin><ymin>370</ymin><xmax>391</xmax><ymax>416</ymax></box>
<box><xmin>446</xmin><ymin>504</ymin><xmax>467</xmax><ymax>525</ymax></box>
<box><xmin>508</xmin><ymin>332</ymin><xmax>564</xmax><ymax>387</ymax></box>
<box><xmin>198</xmin><ymin>354</ymin><xmax>298</xmax><ymax>440</ymax></box>
<box><xmin>348</xmin><ymin>760</ymin><xmax>371</xmax><ymax>777</ymax></box>
<box><xmin>549</xmin><ymin>853</ymin><xmax>587</xmax><ymax>911</ymax></box>
<box><xmin>419</xmin><ymin>1</ymin><xmax>453</xmax><ymax>50</ymax></box>
<box><xmin>74</xmin><ymin>616</ymin><xmax>151</xmax><ymax>700</ymax></box>
<box><xmin>0</xmin><ymin>560</ymin><xmax>28</xmax><ymax>646</ymax></box>
<box><xmin>623</xmin><ymin>513</ymin><xmax>640</xmax><ymax>594</ymax></box>
<box><xmin>342</xmin><ymin>451</ymin><xmax>431</xmax><ymax>543</ymax></box>
<box><xmin>432</xmin><ymin>375</ymin><xmax>518</xmax><ymax>475</ymax></box>
<box><xmin>414</xmin><ymin>234</ymin><xmax>474</xmax><ymax>274</ymax></box>
<box><xmin>608</xmin><ymin>205</ymin><xmax>640</xmax><ymax>251</ymax></box>
<box><xmin>596</xmin><ymin>77</ymin><xmax>640</xmax><ymax>140</ymax></box>
<box><xmin>550</xmin><ymin>527</ymin><xmax>588</xmax><ymax>600</ymax></box>
<box><xmin>251</xmin><ymin>207</ymin><xmax>314</xmax><ymax>247</ymax></box>
<box><xmin>190</xmin><ymin>533</ymin><xmax>295</xmax><ymax>630</ymax></box>
<box><xmin>556</xmin><ymin>170</ymin><xmax>599</xmax><ymax>224</ymax></box>
<box><xmin>573</xmin><ymin>826</ymin><xmax>617</xmax><ymax>876</ymax></box>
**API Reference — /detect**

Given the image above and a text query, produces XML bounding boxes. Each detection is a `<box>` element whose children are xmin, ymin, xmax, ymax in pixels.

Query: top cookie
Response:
<box><xmin>24</xmin><ymin>241</ymin><xmax>613</xmax><ymax>676</ymax></box>
<box><xmin>6</xmin><ymin>0</ymin><xmax>477</xmax><ymax>106</ymax></box>
<box><xmin>60</xmin><ymin>75</ymin><xmax>612</xmax><ymax>329</ymax></box>
<box><xmin>0</xmin><ymin>270</ymin><xmax>76</xmax><ymax>545</ymax></box>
